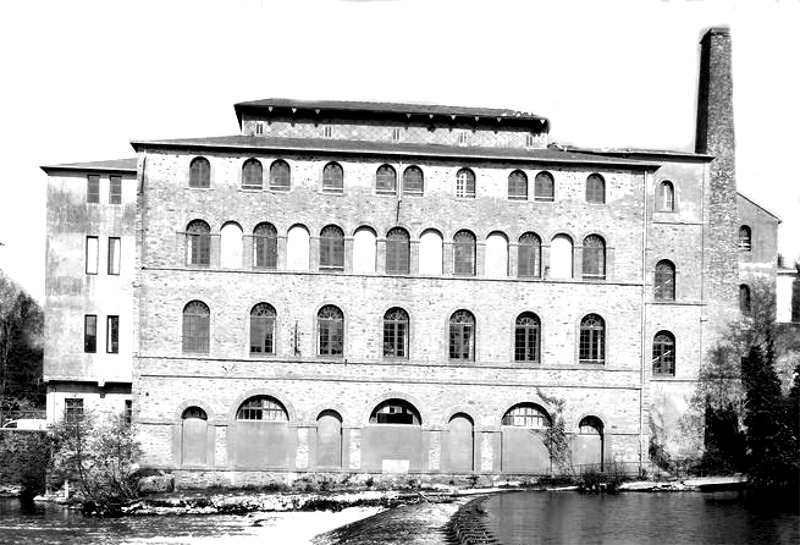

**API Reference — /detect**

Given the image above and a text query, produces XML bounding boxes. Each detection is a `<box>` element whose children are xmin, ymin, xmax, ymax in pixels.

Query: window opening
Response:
<box><xmin>318</xmin><ymin>305</ymin><xmax>344</xmax><ymax>356</ymax></box>
<box><xmin>449</xmin><ymin>310</ymin><xmax>475</xmax><ymax>360</ymax></box>
<box><xmin>250</xmin><ymin>303</ymin><xmax>276</xmax><ymax>355</ymax></box>
<box><xmin>456</xmin><ymin>168</ymin><xmax>476</xmax><ymax>198</ymax></box>
<box><xmin>383</xmin><ymin>307</ymin><xmax>409</xmax><ymax>358</ymax></box>
<box><xmin>106</xmin><ymin>315</ymin><xmax>119</xmax><ymax>354</ymax></box>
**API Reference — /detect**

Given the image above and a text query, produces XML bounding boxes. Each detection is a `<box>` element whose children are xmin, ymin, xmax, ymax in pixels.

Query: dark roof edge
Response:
<box><xmin>559</xmin><ymin>145</ymin><xmax>715</xmax><ymax>162</ymax></box>
<box><xmin>737</xmin><ymin>192</ymin><xmax>782</xmax><ymax>223</ymax></box>
<box><xmin>130</xmin><ymin>138</ymin><xmax>661</xmax><ymax>170</ymax></box>
<box><xmin>41</xmin><ymin>165</ymin><xmax>137</xmax><ymax>175</ymax></box>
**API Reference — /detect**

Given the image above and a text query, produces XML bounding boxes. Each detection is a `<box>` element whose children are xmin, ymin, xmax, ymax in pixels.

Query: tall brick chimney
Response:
<box><xmin>697</xmin><ymin>27</ymin><xmax>739</xmax><ymax>332</ymax></box>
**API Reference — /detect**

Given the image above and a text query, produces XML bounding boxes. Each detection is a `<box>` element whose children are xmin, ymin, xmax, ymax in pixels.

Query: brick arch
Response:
<box><xmin>439</xmin><ymin>406</ymin><xmax>477</xmax><ymax>429</ymax></box>
<box><xmin>307</xmin><ymin>401</ymin><xmax>350</xmax><ymax>427</ymax></box>
<box><xmin>227</xmin><ymin>389</ymin><xmax>297</xmax><ymax>425</ymax></box>
<box><xmin>578</xmin><ymin>230</ymin><xmax>614</xmax><ymax>249</ymax></box>
<box><xmin>174</xmin><ymin>399</ymin><xmax>216</xmax><ymax>425</ymax></box>
<box><xmin>351</xmin><ymin>223</ymin><xmax>378</xmax><ymax>237</ymax></box>
<box><xmin>494</xmin><ymin>398</ymin><xmax>555</xmax><ymax>426</ymax></box>
<box><xmin>416</xmin><ymin>226</ymin><xmax>445</xmax><ymax>241</ymax></box>
<box><xmin>361</xmin><ymin>391</ymin><xmax>427</xmax><ymax>426</ymax></box>
<box><xmin>571</xmin><ymin>412</ymin><xmax>609</xmax><ymax>434</ymax></box>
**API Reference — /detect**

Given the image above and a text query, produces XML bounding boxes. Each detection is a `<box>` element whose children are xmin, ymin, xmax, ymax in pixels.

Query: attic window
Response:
<box><xmin>391</xmin><ymin>128</ymin><xmax>401</xmax><ymax>142</ymax></box>
<box><xmin>255</xmin><ymin>122</ymin><xmax>264</xmax><ymax>136</ymax></box>
<box><xmin>323</xmin><ymin>126</ymin><xmax>333</xmax><ymax>138</ymax></box>
<box><xmin>457</xmin><ymin>131</ymin><xmax>470</xmax><ymax>146</ymax></box>
<box><xmin>526</xmin><ymin>134</ymin><xmax>536</xmax><ymax>148</ymax></box>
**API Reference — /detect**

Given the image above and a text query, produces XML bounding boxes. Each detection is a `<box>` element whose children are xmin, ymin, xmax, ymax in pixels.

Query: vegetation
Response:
<box><xmin>0</xmin><ymin>270</ymin><xmax>44</xmax><ymax>426</ymax></box>
<box><xmin>534</xmin><ymin>388</ymin><xmax>572</xmax><ymax>476</ymax></box>
<box><xmin>50</xmin><ymin>411</ymin><xmax>142</xmax><ymax>513</ymax></box>
<box><xmin>0</xmin><ymin>431</ymin><xmax>50</xmax><ymax>500</ymax></box>
<box><xmin>681</xmin><ymin>279</ymin><xmax>799</xmax><ymax>491</ymax></box>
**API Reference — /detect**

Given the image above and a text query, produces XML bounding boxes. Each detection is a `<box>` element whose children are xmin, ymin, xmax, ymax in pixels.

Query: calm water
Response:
<box><xmin>485</xmin><ymin>491</ymin><xmax>800</xmax><ymax>545</ymax></box>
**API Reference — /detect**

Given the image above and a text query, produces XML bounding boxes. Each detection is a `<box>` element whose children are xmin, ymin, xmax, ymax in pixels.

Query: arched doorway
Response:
<box><xmin>181</xmin><ymin>406</ymin><xmax>208</xmax><ymax>466</ymax></box>
<box><xmin>574</xmin><ymin>416</ymin><xmax>604</xmax><ymax>471</ymax></box>
<box><xmin>501</xmin><ymin>403</ymin><xmax>551</xmax><ymax>474</ymax></box>
<box><xmin>228</xmin><ymin>395</ymin><xmax>291</xmax><ymax>469</ymax></box>
<box><xmin>316</xmin><ymin>410</ymin><xmax>343</xmax><ymax>469</ymax></box>
<box><xmin>443</xmin><ymin>413</ymin><xmax>474</xmax><ymax>472</ymax></box>
<box><xmin>362</xmin><ymin>398</ymin><xmax>423</xmax><ymax>473</ymax></box>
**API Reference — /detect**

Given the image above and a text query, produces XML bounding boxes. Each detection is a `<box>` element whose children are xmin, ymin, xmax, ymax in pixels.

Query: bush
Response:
<box><xmin>0</xmin><ymin>431</ymin><xmax>50</xmax><ymax>499</ymax></box>
<box><xmin>50</xmin><ymin>412</ymin><xmax>141</xmax><ymax>512</ymax></box>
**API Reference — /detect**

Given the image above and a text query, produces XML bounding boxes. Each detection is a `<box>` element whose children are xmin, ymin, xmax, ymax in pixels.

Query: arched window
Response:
<box><xmin>652</xmin><ymin>331</ymin><xmax>675</xmax><ymax>376</ymax></box>
<box><xmin>508</xmin><ymin>170</ymin><xmax>528</xmax><ymax>200</ymax></box>
<box><xmin>181</xmin><ymin>407</ymin><xmax>208</xmax><ymax>466</ymax></box>
<box><xmin>318</xmin><ymin>305</ymin><xmax>344</xmax><ymax>356</ymax></box>
<box><xmin>654</xmin><ymin>260</ymin><xmax>676</xmax><ymax>301</ymax></box>
<box><xmin>370</xmin><ymin>399</ymin><xmax>421</xmax><ymax>425</ymax></box>
<box><xmin>269</xmin><ymin>160</ymin><xmax>291</xmax><ymax>191</ymax></box>
<box><xmin>253</xmin><ymin>222</ymin><xmax>278</xmax><ymax>269</ymax></box>
<box><xmin>419</xmin><ymin>229</ymin><xmax>443</xmax><ymax>275</ymax></box>
<box><xmin>402</xmin><ymin>166</ymin><xmax>424</xmax><ymax>196</ymax></box>
<box><xmin>579</xmin><ymin>416</ymin><xmax>603</xmax><ymax>435</ymax></box>
<box><xmin>550</xmin><ymin>234</ymin><xmax>573</xmax><ymax>279</ymax></box>
<box><xmin>376</xmin><ymin>165</ymin><xmax>397</xmax><ymax>194</ymax></box>
<box><xmin>242</xmin><ymin>159</ymin><xmax>263</xmax><ymax>189</ymax></box>
<box><xmin>352</xmin><ymin>227</ymin><xmax>376</xmax><ymax>274</ymax></box>
<box><xmin>586</xmin><ymin>174</ymin><xmax>605</xmax><ymax>204</ymax></box>
<box><xmin>319</xmin><ymin>225</ymin><xmax>344</xmax><ymax>270</ymax></box>
<box><xmin>485</xmin><ymin>232</ymin><xmax>508</xmax><ymax>277</ymax></box>
<box><xmin>183</xmin><ymin>406</ymin><xmax>207</xmax><ymax>420</ymax></box>
<box><xmin>582</xmin><ymin>235</ymin><xmax>606</xmax><ymax>279</ymax></box>
<box><xmin>189</xmin><ymin>157</ymin><xmax>210</xmax><ymax>188</ymax></box>
<box><xmin>518</xmin><ymin>232</ymin><xmax>541</xmax><ymax>278</ymax></box>
<box><xmin>502</xmin><ymin>403</ymin><xmax>550</xmax><ymax>428</ymax></box>
<box><xmin>286</xmin><ymin>224</ymin><xmax>310</xmax><ymax>271</ymax></box>
<box><xmin>534</xmin><ymin>171</ymin><xmax>554</xmax><ymax>201</ymax></box>
<box><xmin>658</xmin><ymin>181</ymin><xmax>675</xmax><ymax>211</ymax></box>
<box><xmin>383</xmin><ymin>307</ymin><xmax>409</xmax><ymax>358</ymax></box>
<box><xmin>386</xmin><ymin>228</ymin><xmax>410</xmax><ymax>274</ymax></box>
<box><xmin>449</xmin><ymin>310</ymin><xmax>475</xmax><ymax>361</ymax></box>
<box><xmin>739</xmin><ymin>225</ymin><xmax>752</xmax><ymax>252</ymax></box>
<box><xmin>453</xmin><ymin>230</ymin><xmax>476</xmax><ymax>276</ymax></box>
<box><xmin>220</xmin><ymin>222</ymin><xmax>243</xmax><ymax>269</ymax></box>
<box><xmin>456</xmin><ymin>168</ymin><xmax>476</xmax><ymax>198</ymax></box>
<box><xmin>186</xmin><ymin>220</ymin><xmax>211</xmax><ymax>266</ymax></box>
<box><xmin>250</xmin><ymin>303</ymin><xmax>276</xmax><ymax>355</ymax></box>
<box><xmin>322</xmin><ymin>162</ymin><xmax>344</xmax><ymax>193</ymax></box>
<box><xmin>236</xmin><ymin>396</ymin><xmax>288</xmax><ymax>421</ymax></box>
<box><xmin>739</xmin><ymin>284</ymin><xmax>751</xmax><ymax>313</ymax></box>
<box><xmin>515</xmin><ymin>312</ymin><xmax>541</xmax><ymax>362</ymax></box>
<box><xmin>182</xmin><ymin>301</ymin><xmax>210</xmax><ymax>353</ymax></box>
<box><xmin>579</xmin><ymin>314</ymin><xmax>605</xmax><ymax>364</ymax></box>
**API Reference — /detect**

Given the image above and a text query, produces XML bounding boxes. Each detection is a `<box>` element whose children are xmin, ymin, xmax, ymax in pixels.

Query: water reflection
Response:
<box><xmin>484</xmin><ymin>491</ymin><xmax>800</xmax><ymax>545</ymax></box>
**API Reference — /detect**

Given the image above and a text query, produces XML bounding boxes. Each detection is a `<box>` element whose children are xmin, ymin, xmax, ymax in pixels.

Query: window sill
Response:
<box><xmin>319</xmin><ymin>267</ymin><xmax>345</xmax><ymax>272</ymax></box>
<box><xmin>268</xmin><ymin>187</ymin><xmax>291</xmax><ymax>193</ymax></box>
<box><xmin>534</xmin><ymin>198</ymin><xmax>554</xmax><ymax>203</ymax></box>
<box><xmin>507</xmin><ymin>197</ymin><xmax>529</xmax><ymax>202</ymax></box>
<box><xmin>375</xmin><ymin>190</ymin><xmax>398</xmax><ymax>196</ymax></box>
<box><xmin>579</xmin><ymin>361</ymin><xmax>605</xmax><ymax>366</ymax></box>
<box><xmin>249</xmin><ymin>353</ymin><xmax>277</xmax><ymax>359</ymax></box>
<box><xmin>651</xmin><ymin>374</ymin><xmax>677</xmax><ymax>380</ymax></box>
<box><xmin>185</xmin><ymin>187</ymin><xmax>213</xmax><ymax>191</ymax></box>
<box><xmin>322</xmin><ymin>189</ymin><xmax>344</xmax><ymax>195</ymax></box>
<box><xmin>240</xmin><ymin>186</ymin><xmax>264</xmax><ymax>191</ymax></box>
<box><xmin>455</xmin><ymin>195</ymin><xmax>476</xmax><ymax>200</ymax></box>
<box><xmin>401</xmin><ymin>192</ymin><xmax>424</xmax><ymax>198</ymax></box>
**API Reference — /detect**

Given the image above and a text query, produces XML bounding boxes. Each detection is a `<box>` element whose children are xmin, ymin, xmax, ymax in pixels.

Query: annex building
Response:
<box><xmin>41</xmin><ymin>28</ymin><xmax>785</xmax><ymax>486</ymax></box>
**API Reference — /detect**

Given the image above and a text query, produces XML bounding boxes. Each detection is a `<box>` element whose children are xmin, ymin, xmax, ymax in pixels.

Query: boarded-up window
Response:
<box><xmin>220</xmin><ymin>222</ymin><xmax>243</xmax><ymax>269</ymax></box>
<box><xmin>286</xmin><ymin>225</ymin><xmax>310</xmax><ymax>270</ymax></box>
<box><xmin>485</xmin><ymin>232</ymin><xmax>508</xmax><ymax>277</ymax></box>
<box><xmin>419</xmin><ymin>230</ymin><xmax>443</xmax><ymax>275</ymax></box>
<box><xmin>108</xmin><ymin>237</ymin><xmax>121</xmax><ymax>275</ymax></box>
<box><xmin>352</xmin><ymin>227</ymin><xmax>377</xmax><ymax>274</ymax></box>
<box><xmin>550</xmin><ymin>234</ymin><xmax>573</xmax><ymax>279</ymax></box>
<box><xmin>181</xmin><ymin>406</ymin><xmax>208</xmax><ymax>466</ymax></box>
<box><xmin>86</xmin><ymin>236</ymin><xmax>99</xmax><ymax>275</ymax></box>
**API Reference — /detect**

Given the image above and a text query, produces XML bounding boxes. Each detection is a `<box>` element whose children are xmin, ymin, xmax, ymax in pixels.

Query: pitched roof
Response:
<box><xmin>130</xmin><ymin>135</ymin><xmax>659</xmax><ymax>169</ymax></box>
<box><xmin>233</xmin><ymin>98</ymin><xmax>549</xmax><ymax>129</ymax></box>
<box><xmin>40</xmin><ymin>158</ymin><xmax>137</xmax><ymax>174</ymax></box>
<box><xmin>737</xmin><ymin>192</ymin><xmax>782</xmax><ymax>223</ymax></box>
<box><xmin>557</xmin><ymin>144</ymin><xmax>714</xmax><ymax>162</ymax></box>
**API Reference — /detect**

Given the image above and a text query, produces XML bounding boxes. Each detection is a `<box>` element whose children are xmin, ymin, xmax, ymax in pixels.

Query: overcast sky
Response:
<box><xmin>1</xmin><ymin>0</ymin><xmax>798</xmax><ymax>302</ymax></box>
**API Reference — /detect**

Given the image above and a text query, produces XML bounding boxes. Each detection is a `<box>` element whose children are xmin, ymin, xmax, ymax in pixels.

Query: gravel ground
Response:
<box><xmin>313</xmin><ymin>499</ymin><xmax>467</xmax><ymax>545</ymax></box>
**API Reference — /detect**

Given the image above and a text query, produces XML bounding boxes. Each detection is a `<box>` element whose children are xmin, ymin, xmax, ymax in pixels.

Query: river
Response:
<box><xmin>484</xmin><ymin>490</ymin><xmax>800</xmax><ymax>545</ymax></box>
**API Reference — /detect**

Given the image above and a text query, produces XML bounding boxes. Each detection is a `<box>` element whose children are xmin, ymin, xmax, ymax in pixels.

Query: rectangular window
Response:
<box><xmin>84</xmin><ymin>315</ymin><xmax>97</xmax><ymax>353</ymax></box>
<box><xmin>87</xmin><ymin>175</ymin><xmax>100</xmax><ymax>203</ymax></box>
<box><xmin>449</xmin><ymin>324</ymin><xmax>474</xmax><ymax>360</ymax></box>
<box><xmin>65</xmin><ymin>398</ymin><xmax>84</xmax><ymax>424</ymax></box>
<box><xmin>250</xmin><ymin>316</ymin><xmax>275</xmax><ymax>355</ymax></box>
<box><xmin>86</xmin><ymin>236</ymin><xmax>99</xmax><ymax>275</ymax></box>
<box><xmin>109</xmin><ymin>175</ymin><xmax>122</xmax><ymax>204</ymax></box>
<box><xmin>106</xmin><ymin>315</ymin><xmax>119</xmax><ymax>354</ymax></box>
<box><xmin>108</xmin><ymin>237</ymin><xmax>121</xmax><ymax>275</ymax></box>
<box><xmin>323</xmin><ymin>125</ymin><xmax>333</xmax><ymax>138</ymax></box>
<box><xmin>255</xmin><ymin>121</ymin><xmax>264</xmax><ymax>136</ymax></box>
<box><xmin>526</xmin><ymin>134</ymin><xmax>536</xmax><ymax>148</ymax></box>
<box><xmin>457</xmin><ymin>131</ymin><xmax>470</xmax><ymax>145</ymax></box>
<box><xmin>124</xmin><ymin>400</ymin><xmax>132</xmax><ymax>425</ymax></box>
<box><xmin>391</xmin><ymin>128</ymin><xmax>401</xmax><ymax>142</ymax></box>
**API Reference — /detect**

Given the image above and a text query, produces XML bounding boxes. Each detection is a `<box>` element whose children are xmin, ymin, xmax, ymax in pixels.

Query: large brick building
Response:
<box><xmin>42</xmin><ymin>28</ymin><xmax>785</xmax><ymax>486</ymax></box>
